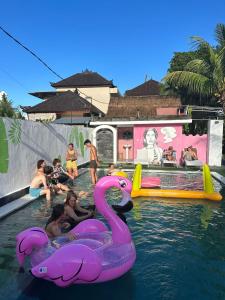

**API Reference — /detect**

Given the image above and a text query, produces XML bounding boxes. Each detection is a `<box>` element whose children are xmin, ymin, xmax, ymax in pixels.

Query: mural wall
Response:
<box><xmin>0</xmin><ymin>118</ymin><xmax>92</xmax><ymax>198</ymax></box>
<box><xmin>134</xmin><ymin>125</ymin><xmax>207</xmax><ymax>164</ymax></box>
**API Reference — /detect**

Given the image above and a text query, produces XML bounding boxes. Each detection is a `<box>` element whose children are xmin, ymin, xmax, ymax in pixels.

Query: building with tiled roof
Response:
<box><xmin>24</xmin><ymin>90</ymin><xmax>102</xmax><ymax>124</ymax></box>
<box><xmin>125</xmin><ymin>79</ymin><xmax>160</xmax><ymax>96</ymax></box>
<box><xmin>51</xmin><ymin>70</ymin><xmax>115</xmax><ymax>88</ymax></box>
<box><xmin>23</xmin><ymin>70</ymin><xmax>118</xmax><ymax>122</ymax></box>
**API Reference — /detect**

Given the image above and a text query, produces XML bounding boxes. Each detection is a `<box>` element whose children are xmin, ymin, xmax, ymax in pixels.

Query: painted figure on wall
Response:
<box><xmin>136</xmin><ymin>128</ymin><xmax>163</xmax><ymax>165</ymax></box>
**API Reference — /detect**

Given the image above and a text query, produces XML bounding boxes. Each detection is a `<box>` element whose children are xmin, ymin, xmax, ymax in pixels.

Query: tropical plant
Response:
<box><xmin>0</xmin><ymin>118</ymin><xmax>9</xmax><ymax>173</ymax></box>
<box><xmin>8</xmin><ymin>119</ymin><xmax>22</xmax><ymax>145</ymax></box>
<box><xmin>164</xmin><ymin>23</ymin><xmax>225</xmax><ymax>109</ymax></box>
<box><xmin>79</xmin><ymin>132</ymin><xmax>84</xmax><ymax>157</ymax></box>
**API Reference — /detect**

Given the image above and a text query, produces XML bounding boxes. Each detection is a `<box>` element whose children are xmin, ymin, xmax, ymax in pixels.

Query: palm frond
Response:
<box><xmin>185</xmin><ymin>59</ymin><xmax>211</xmax><ymax>76</ymax></box>
<box><xmin>215</xmin><ymin>23</ymin><xmax>225</xmax><ymax>49</ymax></box>
<box><xmin>191</xmin><ymin>36</ymin><xmax>216</xmax><ymax>67</ymax></box>
<box><xmin>164</xmin><ymin>71</ymin><xmax>213</xmax><ymax>96</ymax></box>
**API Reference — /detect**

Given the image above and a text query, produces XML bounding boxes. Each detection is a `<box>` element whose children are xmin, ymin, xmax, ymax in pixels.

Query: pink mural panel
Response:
<box><xmin>133</xmin><ymin>125</ymin><xmax>207</xmax><ymax>164</ymax></box>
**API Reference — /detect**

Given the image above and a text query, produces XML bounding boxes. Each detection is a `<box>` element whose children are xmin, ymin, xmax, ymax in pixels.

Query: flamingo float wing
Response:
<box><xmin>31</xmin><ymin>244</ymin><xmax>102</xmax><ymax>287</ymax></box>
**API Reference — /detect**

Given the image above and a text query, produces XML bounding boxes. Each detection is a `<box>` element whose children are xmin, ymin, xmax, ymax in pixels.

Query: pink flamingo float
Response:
<box><xmin>16</xmin><ymin>176</ymin><xmax>136</xmax><ymax>287</ymax></box>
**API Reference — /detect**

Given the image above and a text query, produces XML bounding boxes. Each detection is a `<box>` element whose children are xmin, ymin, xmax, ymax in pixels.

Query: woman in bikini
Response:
<box><xmin>66</xmin><ymin>143</ymin><xmax>78</xmax><ymax>179</ymax></box>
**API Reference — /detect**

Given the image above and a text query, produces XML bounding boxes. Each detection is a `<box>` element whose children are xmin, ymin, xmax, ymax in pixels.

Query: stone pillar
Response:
<box><xmin>207</xmin><ymin>120</ymin><xmax>223</xmax><ymax>166</ymax></box>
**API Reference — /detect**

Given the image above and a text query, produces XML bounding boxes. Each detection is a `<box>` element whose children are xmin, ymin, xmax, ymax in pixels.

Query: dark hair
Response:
<box><xmin>69</xmin><ymin>143</ymin><xmax>74</xmax><ymax>147</ymax></box>
<box><xmin>108</xmin><ymin>163</ymin><xmax>114</xmax><ymax>168</ymax></box>
<box><xmin>143</xmin><ymin>128</ymin><xmax>158</xmax><ymax>147</ymax></box>
<box><xmin>65</xmin><ymin>190</ymin><xmax>78</xmax><ymax>206</ymax></box>
<box><xmin>84</xmin><ymin>139</ymin><xmax>91</xmax><ymax>145</ymax></box>
<box><xmin>46</xmin><ymin>204</ymin><xmax>65</xmax><ymax>226</ymax></box>
<box><xmin>44</xmin><ymin>165</ymin><xmax>53</xmax><ymax>175</ymax></box>
<box><xmin>53</xmin><ymin>158</ymin><xmax>61</xmax><ymax>166</ymax></box>
<box><xmin>37</xmin><ymin>159</ymin><xmax>45</xmax><ymax>169</ymax></box>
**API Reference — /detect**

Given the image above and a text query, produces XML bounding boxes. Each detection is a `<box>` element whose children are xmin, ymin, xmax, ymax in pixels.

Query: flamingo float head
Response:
<box><xmin>93</xmin><ymin>176</ymin><xmax>132</xmax><ymax>244</ymax></box>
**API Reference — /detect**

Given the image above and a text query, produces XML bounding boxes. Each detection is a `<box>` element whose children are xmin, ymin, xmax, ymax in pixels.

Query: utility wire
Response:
<box><xmin>0</xmin><ymin>24</ymin><xmax>111</xmax><ymax>106</ymax></box>
<box><xmin>0</xmin><ymin>25</ymin><xmax>63</xmax><ymax>80</ymax></box>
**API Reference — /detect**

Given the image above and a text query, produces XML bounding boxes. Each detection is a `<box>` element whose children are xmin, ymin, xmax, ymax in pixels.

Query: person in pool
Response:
<box><xmin>66</xmin><ymin>143</ymin><xmax>78</xmax><ymax>179</ymax></box>
<box><xmin>107</xmin><ymin>163</ymin><xmax>120</xmax><ymax>176</ymax></box>
<box><xmin>44</xmin><ymin>165</ymin><xmax>70</xmax><ymax>194</ymax></box>
<box><xmin>29</xmin><ymin>165</ymin><xmax>51</xmax><ymax>201</ymax></box>
<box><xmin>64</xmin><ymin>190</ymin><xmax>94</xmax><ymax>228</ymax></box>
<box><xmin>45</xmin><ymin>204</ymin><xmax>76</xmax><ymax>240</ymax></box>
<box><xmin>84</xmin><ymin>139</ymin><xmax>100</xmax><ymax>185</ymax></box>
<box><xmin>36</xmin><ymin>159</ymin><xmax>46</xmax><ymax>175</ymax></box>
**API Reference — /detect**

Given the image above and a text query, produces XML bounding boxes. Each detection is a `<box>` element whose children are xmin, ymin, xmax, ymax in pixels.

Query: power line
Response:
<box><xmin>0</xmin><ymin>25</ymin><xmax>111</xmax><ymax>106</ymax></box>
<box><xmin>0</xmin><ymin>25</ymin><xmax>63</xmax><ymax>80</ymax></box>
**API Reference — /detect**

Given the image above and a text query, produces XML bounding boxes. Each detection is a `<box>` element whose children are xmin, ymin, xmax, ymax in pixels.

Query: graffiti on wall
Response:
<box><xmin>136</xmin><ymin>128</ymin><xmax>163</xmax><ymax>165</ymax></box>
<box><xmin>134</xmin><ymin>125</ymin><xmax>208</xmax><ymax>164</ymax></box>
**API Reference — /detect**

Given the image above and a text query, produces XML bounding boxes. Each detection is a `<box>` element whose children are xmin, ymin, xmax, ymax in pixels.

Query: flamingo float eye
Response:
<box><xmin>119</xmin><ymin>179</ymin><xmax>126</xmax><ymax>188</ymax></box>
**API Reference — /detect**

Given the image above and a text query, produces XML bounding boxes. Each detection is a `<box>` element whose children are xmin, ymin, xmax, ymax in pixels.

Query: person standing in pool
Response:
<box><xmin>66</xmin><ymin>143</ymin><xmax>78</xmax><ymax>179</ymax></box>
<box><xmin>84</xmin><ymin>139</ymin><xmax>99</xmax><ymax>185</ymax></box>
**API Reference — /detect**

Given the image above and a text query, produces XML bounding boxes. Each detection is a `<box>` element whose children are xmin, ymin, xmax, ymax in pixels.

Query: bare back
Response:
<box><xmin>30</xmin><ymin>174</ymin><xmax>47</xmax><ymax>189</ymax></box>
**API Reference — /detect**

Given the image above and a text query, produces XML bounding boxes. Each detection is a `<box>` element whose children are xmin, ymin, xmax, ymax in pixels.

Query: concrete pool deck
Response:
<box><xmin>0</xmin><ymin>168</ymin><xmax>225</xmax><ymax>220</ymax></box>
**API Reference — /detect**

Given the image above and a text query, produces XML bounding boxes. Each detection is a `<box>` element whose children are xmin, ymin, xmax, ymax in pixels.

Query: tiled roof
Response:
<box><xmin>51</xmin><ymin>70</ymin><xmax>115</xmax><ymax>88</ymax></box>
<box><xmin>125</xmin><ymin>79</ymin><xmax>160</xmax><ymax>96</ymax></box>
<box><xmin>102</xmin><ymin>95</ymin><xmax>181</xmax><ymax>119</ymax></box>
<box><xmin>29</xmin><ymin>91</ymin><xmax>58</xmax><ymax>100</ymax></box>
<box><xmin>23</xmin><ymin>91</ymin><xmax>102</xmax><ymax>114</ymax></box>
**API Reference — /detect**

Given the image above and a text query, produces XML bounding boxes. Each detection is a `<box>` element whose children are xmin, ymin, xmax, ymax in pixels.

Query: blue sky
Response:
<box><xmin>0</xmin><ymin>0</ymin><xmax>225</xmax><ymax>107</ymax></box>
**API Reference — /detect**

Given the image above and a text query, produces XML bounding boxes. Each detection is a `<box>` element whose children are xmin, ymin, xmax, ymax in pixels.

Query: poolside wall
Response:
<box><xmin>0</xmin><ymin>118</ymin><xmax>92</xmax><ymax>199</ymax></box>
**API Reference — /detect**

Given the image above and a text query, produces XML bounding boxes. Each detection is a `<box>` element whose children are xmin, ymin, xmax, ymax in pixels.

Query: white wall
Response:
<box><xmin>56</xmin><ymin>87</ymin><xmax>114</xmax><ymax>114</ymax></box>
<box><xmin>0</xmin><ymin>118</ymin><xmax>92</xmax><ymax>198</ymax></box>
<box><xmin>207</xmin><ymin>120</ymin><xmax>223</xmax><ymax>166</ymax></box>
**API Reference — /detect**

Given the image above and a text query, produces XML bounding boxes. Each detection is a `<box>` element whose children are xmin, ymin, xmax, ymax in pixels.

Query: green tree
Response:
<box><xmin>0</xmin><ymin>94</ymin><xmax>15</xmax><ymax>117</ymax></box>
<box><xmin>164</xmin><ymin>23</ymin><xmax>225</xmax><ymax>109</ymax></box>
<box><xmin>0</xmin><ymin>93</ymin><xmax>24</xmax><ymax>118</ymax></box>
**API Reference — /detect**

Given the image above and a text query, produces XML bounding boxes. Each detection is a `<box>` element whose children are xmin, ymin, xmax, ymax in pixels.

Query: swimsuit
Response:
<box><xmin>66</xmin><ymin>150</ymin><xmax>77</xmax><ymax>170</ymax></box>
<box><xmin>29</xmin><ymin>187</ymin><xmax>43</xmax><ymax>198</ymax></box>
<box><xmin>90</xmin><ymin>160</ymin><xmax>97</xmax><ymax>169</ymax></box>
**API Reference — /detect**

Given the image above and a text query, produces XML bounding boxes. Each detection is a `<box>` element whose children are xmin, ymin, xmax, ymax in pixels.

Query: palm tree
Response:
<box><xmin>164</xmin><ymin>24</ymin><xmax>225</xmax><ymax>108</ymax></box>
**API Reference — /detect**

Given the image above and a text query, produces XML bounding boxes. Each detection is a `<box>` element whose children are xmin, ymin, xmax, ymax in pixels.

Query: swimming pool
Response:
<box><xmin>0</xmin><ymin>170</ymin><xmax>225</xmax><ymax>300</ymax></box>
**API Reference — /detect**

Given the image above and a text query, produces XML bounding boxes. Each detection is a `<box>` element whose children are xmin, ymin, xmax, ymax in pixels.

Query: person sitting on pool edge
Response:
<box><xmin>107</xmin><ymin>163</ymin><xmax>120</xmax><ymax>176</ymax></box>
<box><xmin>183</xmin><ymin>146</ymin><xmax>198</xmax><ymax>161</ymax></box>
<box><xmin>36</xmin><ymin>159</ymin><xmax>46</xmax><ymax>175</ymax></box>
<box><xmin>52</xmin><ymin>158</ymin><xmax>73</xmax><ymax>184</ymax></box>
<box><xmin>64</xmin><ymin>190</ymin><xmax>95</xmax><ymax>228</ymax></box>
<box><xmin>29</xmin><ymin>164</ymin><xmax>51</xmax><ymax>201</ymax></box>
<box><xmin>44</xmin><ymin>165</ymin><xmax>70</xmax><ymax>195</ymax></box>
<box><xmin>163</xmin><ymin>146</ymin><xmax>176</xmax><ymax>161</ymax></box>
<box><xmin>45</xmin><ymin>204</ymin><xmax>76</xmax><ymax>241</ymax></box>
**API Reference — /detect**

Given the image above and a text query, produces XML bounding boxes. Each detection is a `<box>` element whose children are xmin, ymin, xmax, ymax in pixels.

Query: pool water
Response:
<box><xmin>1</xmin><ymin>170</ymin><xmax>225</xmax><ymax>300</ymax></box>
